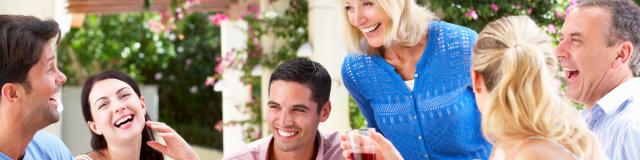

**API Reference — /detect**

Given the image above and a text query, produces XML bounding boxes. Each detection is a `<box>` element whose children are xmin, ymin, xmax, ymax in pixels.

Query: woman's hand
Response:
<box><xmin>146</xmin><ymin>121</ymin><xmax>200</xmax><ymax>160</ymax></box>
<box><xmin>339</xmin><ymin>129</ymin><xmax>403</xmax><ymax>160</ymax></box>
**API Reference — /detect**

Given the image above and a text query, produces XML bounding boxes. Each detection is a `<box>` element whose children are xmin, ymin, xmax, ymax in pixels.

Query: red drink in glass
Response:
<box><xmin>351</xmin><ymin>152</ymin><xmax>376</xmax><ymax>160</ymax></box>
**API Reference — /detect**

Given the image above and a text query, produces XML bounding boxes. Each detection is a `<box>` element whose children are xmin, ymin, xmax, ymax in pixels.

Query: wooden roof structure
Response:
<box><xmin>67</xmin><ymin>0</ymin><xmax>258</xmax><ymax>19</ymax></box>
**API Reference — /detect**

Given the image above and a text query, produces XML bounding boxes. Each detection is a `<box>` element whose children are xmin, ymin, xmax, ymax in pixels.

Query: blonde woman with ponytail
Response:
<box><xmin>471</xmin><ymin>15</ymin><xmax>605</xmax><ymax>160</ymax></box>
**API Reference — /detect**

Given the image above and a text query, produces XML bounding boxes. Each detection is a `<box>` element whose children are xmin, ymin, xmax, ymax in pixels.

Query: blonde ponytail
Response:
<box><xmin>472</xmin><ymin>16</ymin><xmax>605</xmax><ymax>159</ymax></box>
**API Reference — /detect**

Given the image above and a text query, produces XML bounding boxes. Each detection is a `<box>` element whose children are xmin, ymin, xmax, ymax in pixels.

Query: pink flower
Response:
<box><xmin>240</xmin><ymin>4</ymin><xmax>261</xmax><ymax>19</ymax></box>
<box><xmin>464</xmin><ymin>9</ymin><xmax>478</xmax><ymax>20</ymax></box>
<box><xmin>209</xmin><ymin>13</ymin><xmax>229</xmax><ymax>27</ymax></box>
<box><xmin>547</xmin><ymin>25</ymin><xmax>557</xmax><ymax>34</ymax></box>
<box><xmin>245</xmin><ymin>84</ymin><xmax>254</xmax><ymax>103</ymax></box>
<box><xmin>205</xmin><ymin>76</ymin><xmax>216</xmax><ymax>86</ymax></box>
<box><xmin>154</xmin><ymin>73</ymin><xmax>163</xmax><ymax>81</ymax></box>
<box><xmin>147</xmin><ymin>20</ymin><xmax>164</xmax><ymax>34</ymax></box>
<box><xmin>527</xmin><ymin>8</ymin><xmax>533</xmax><ymax>14</ymax></box>
<box><xmin>565</xmin><ymin>5</ymin><xmax>576</xmax><ymax>16</ymax></box>
<box><xmin>555</xmin><ymin>10</ymin><xmax>565</xmax><ymax>19</ymax></box>
<box><xmin>214</xmin><ymin>120</ymin><xmax>223</xmax><ymax>132</ymax></box>
<box><xmin>176</xmin><ymin>8</ymin><xmax>184</xmax><ymax>20</ymax></box>
<box><xmin>490</xmin><ymin>3</ymin><xmax>499</xmax><ymax>12</ymax></box>
<box><xmin>569</xmin><ymin>0</ymin><xmax>577</xmax><ymax>5</ymax></box>
<box><xmin>514</xmin><ymin>4</ymin><xmax>521</xmax><ymax>10</ymax></box>
<box><xmin>160</xmin><ymin>10</ymin><xmax>171</xmax><ymax>24</ymax></box>
<box><xmin>215</xmin><ymin>62</ymin><xmax>224</xmax><ymax>74</ymax></box>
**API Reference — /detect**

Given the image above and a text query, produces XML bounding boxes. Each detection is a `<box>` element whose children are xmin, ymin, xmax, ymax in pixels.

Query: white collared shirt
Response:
<box><xmin>582</xmin><ymin>77</ymin><xmax>640</xmax><ymax>160</ymax></box>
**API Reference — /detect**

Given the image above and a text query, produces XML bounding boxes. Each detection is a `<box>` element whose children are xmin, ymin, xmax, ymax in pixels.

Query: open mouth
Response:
<box><xmin>49</xmin><ymin>97</ymin><xmax>57</xmax><ymax>103</ymax></box>
<box><xmin>362</xmin><ymin>23</ymin><xmax>381</xmax><ymax>33</ymax></box>
<box><xmin>49</xmin><ymin>97</ymin><xmax>58</xmax><ymax>106</ymax></box>
<box><xmin>114</xmin><ymin>114</ymin><xmax>134</xmax><ymax>128</ymax></box>
<box><xmin>563</xmin><ymin>68</ymin><xmax>580</xmax><ymax>80</ymax></box>
<box><xmin>276</xmin><ymin>128</ymin><xmax>299</xmax><ymax>138</ymax></box>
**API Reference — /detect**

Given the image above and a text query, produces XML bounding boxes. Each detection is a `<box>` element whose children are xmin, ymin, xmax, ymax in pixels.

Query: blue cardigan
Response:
<box><xmin>342</xmin><ymin>21</ymin><xmax>492</xmax><ymax>160</ymax></box>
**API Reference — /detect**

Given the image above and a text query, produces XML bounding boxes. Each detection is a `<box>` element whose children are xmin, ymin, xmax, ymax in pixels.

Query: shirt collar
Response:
<box><xmin>263</xmin><ymin>131</ymin><xmax>324</xmax><ymax>160</ymax></box>
<box><xmin>595</xmin><ymin>77</ymin><xmax>640</xmax><ymax>115</ymax></box>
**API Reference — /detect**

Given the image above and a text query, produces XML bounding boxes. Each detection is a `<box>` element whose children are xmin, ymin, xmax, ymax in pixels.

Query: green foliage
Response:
<box><xmin>422</xmin><ymin>1</ymin><xmax>566</xmax><ymax>33</ymax></box>
<box><xmin>238</xmin><ymin>0</ymin><xmax>309</xmax><ymax>81</ymax></box>
<box><xmin>58</xmin><ymin>13</ymin><xmax>176</xmax><ymax>83</ymax></box>
<box><xmin>349</xmin><ymin>97</ymin><xmax>367</xmax><ymax>129</ymax></box>
<box><xmin>58</xmin><ymin>12</ymin><xmax>223</xmax><ymax>149</ymax></box>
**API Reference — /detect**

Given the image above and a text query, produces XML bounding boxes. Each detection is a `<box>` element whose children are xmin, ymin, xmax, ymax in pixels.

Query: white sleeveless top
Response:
<box><xmin>490</xmin><ymin>136</ymin><xmax>579</xmax><ymax>160</ymax></box>
<box><xmin>75</xmin><ymin>155</ymin><xmax>94</xmax><ymax>160</ymax></box>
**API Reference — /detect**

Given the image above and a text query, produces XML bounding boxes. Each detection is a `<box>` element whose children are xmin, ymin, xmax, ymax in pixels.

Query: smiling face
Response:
<box><xmin>556</xmin><ymin>6</ymin><xmax>623</xmax><ymax>106</ymax></box>
<box><xmin>87</xmin><ymin>78</ymin><xmax>147</xmax><ymax>143</ymax></box>
<box><xmin>22</xmin><ymin>41</ymin><xmax>67</xmax><ymax>126</ymax></box>
<box><xmin>267</xmin><ymin>80</ymin><xmax>330</xmax><ymax>153</ymax></box>
<box><xmin>344</xmin><ymin>0</ymin><xmax>392</xmax><ymax>48</ymax></box>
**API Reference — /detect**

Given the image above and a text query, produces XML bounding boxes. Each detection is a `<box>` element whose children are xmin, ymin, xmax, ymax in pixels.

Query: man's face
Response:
<box><xmin>556</xmin><ymin>6</ymin><xmax>622</xmax><ymax>105</ymax></box>
<box><xmin>21</xmin><ymin>41</ymin><xmax>67</xmax><ymax>126</ymax></box>
<box><xmin>267</xmin><ymin>80</ymin><xmax>330</xmax><ymax>152</ymax></box>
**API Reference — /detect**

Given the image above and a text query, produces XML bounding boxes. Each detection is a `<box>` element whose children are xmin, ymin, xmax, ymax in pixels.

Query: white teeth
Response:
<box><xmin>277</xmin><ymin>129</ymin><xmax>296</xmax><ymax>137</ymax></box>
<box><xmin>115</xmin><ymin>115</ymin><xmax>133</xmax><ymax>127</ymax></box>
<box><xmin>362</xmin><ymin>23</ymin><xmax>380</xmax><ymax>33</ymax></box>
<box><xmin>562</xmin><ymin>68</ymin><xmax>577</xmax><ymax>72</ymax></box>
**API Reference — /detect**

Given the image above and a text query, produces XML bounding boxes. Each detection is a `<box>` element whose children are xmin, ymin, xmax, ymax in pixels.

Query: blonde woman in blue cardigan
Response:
<box><xmin>341</xmin><ymin>0</ymin><xmax>491</xmax><ymax>159</ymax></box>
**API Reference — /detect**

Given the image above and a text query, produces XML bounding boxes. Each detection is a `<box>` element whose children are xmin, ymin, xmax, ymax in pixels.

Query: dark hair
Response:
<box><xmin>269</xmin><ymin>58</ymin><xmax>332</xmax><ymax>113</ymax></box>
<box><xmin>81</xmin><ymin>71</ymin><xmax>163</xmax><ymax>160</ymax></box>
<box><xmin>578</xmin><ymin>0</ymin><xmax>640</xmax><ymax>77</ymax></box>
<box><xmin>0</xmin><ymin>15</ymin><xmax>60</xmax><ymax>93</ymax></box>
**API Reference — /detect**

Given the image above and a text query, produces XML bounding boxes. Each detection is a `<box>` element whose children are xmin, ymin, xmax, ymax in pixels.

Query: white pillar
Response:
<box><xmin>220</xmin><ymin>20</ymin><xmax>251</xmax><ymax>153</ymax></box>
<box><xmin>0</xmin><ymin>0</ymin><xmax>72</xmax><ymax>38</ymax></box>
<box><xmin>308</xmin><ymin>0</ymin><xmax>350</xmax><ymax>133</ymax></box>
<box><xmin>259</xmin><ymin>0</ymin><xmax>291</xmax><ymax>138</ymax></box>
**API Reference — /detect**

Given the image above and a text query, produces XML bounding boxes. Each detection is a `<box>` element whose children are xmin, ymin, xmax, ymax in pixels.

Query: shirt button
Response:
<box><xmin>418</xmin><ymin>136</ymin><xmax>422</xmax><ymax>140</ymax></box>
<box><xmin>413</xmin><ymin>115</ymin><xmax>417</xmax><ymax>119</ymax></box>
<box><xmin>414</xmin><ymin>74</ymin><xmax>419</xmax><ymax>78</ymax></box>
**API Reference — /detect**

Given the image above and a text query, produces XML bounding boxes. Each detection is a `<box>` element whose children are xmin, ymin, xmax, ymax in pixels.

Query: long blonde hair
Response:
<box><xmin>342</xmin><ymin>0</ymin><xmax>437</xmax><ymax>54</ymax></box>
<box><xmin>472</xmin><ymin>16</ymin><xmax>605</xmax><ymax>159</ymax></box>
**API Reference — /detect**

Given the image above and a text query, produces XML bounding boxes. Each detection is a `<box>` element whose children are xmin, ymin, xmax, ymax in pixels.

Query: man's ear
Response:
<box><xmin>319</xmin><ymin>101</ymin><xmax>331</xmax><ymax>122</ymax></box>
<box><xmin>471</xmin><ymin>71</ymin><xmax>484</xmax><ymax>94</ymax></box>
<box><xmin>612</xmin><ymin>41</ymin><xmax>633</xmax><ymax>69</ymax></box>
<box><xmin>1</xmin><ymin>83</ymin><xmax>22</xmax><ymax>104</ymax></box>
<box><xmin>87</xmin><ymin>121</ymin><xmax>102</xmax><ymax>135</ymax></box>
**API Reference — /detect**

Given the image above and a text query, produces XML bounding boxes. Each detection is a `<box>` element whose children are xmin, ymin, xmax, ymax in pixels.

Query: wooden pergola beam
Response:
<box><xmin>67</xmin><ymin>0</ymin><xmax>235</xmax><ymax>14</ymax></box>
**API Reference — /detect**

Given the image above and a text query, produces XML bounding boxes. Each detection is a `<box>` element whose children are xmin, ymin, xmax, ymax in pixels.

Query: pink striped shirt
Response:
<box><xmin>223</xmin><ymin>131</ymin><xmax>344</xmax><ymax>160</ymax></box>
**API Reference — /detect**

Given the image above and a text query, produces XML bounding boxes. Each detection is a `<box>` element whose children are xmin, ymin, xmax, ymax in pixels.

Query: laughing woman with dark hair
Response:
<box><xmin>76</xmin><ymin>71</ymin><xmax>199</xmax><ymax>160</ymax></box>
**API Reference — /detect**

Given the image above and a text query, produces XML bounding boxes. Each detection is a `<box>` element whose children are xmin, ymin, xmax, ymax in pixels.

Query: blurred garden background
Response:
<box><xmin>3</xmin><ymin>0</ymin><xmax>636</xmax><ymax>159</ymax></box>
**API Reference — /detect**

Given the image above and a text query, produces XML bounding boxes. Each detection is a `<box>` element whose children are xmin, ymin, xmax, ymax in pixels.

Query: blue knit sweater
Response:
<box><xmin>342</xmin><ymin>21</ymin><xmax>492</xmax><ymax>160</ymax></box>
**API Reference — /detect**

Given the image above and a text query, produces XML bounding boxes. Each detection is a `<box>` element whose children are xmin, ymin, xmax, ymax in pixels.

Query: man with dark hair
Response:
<box><xmin>223</xmin><ymin>58</ymin><xmax>343</xmax><ymax>160</ymax></box>
<box><xmin>557</xmin><ymin>0</ymin><xmax>640</xmax><ymax>159</ymax></box>
<box><xmin>0</xmin><ymin>15</ymin><xmax>72</xmax><ymax>159</ymax></box>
